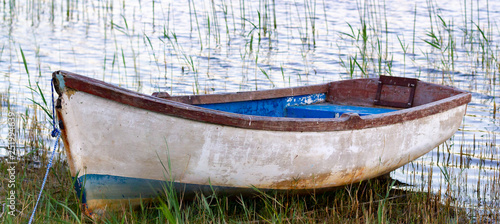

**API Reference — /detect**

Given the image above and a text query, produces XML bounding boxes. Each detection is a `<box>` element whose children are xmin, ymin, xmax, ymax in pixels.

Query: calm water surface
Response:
<box><xmin>0</xmin><ymin>0</ymin><xmax>499</xmax><ymax>214</ymax></box>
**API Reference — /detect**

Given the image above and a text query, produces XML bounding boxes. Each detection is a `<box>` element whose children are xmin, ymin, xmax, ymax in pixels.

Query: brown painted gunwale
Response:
<box><xmin>52</xmin><ymin>70</ymin><xmax>471</xmax><ymax>132</ymax></box>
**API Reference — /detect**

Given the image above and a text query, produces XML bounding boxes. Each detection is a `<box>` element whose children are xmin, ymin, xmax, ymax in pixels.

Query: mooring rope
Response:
<box><xmin>28</xmin><ymin>81</ymin><xmax>61</xmax><ymax>224</ymax></box>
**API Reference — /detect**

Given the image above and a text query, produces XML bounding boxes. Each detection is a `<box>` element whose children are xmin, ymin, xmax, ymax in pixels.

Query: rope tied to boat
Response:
<box><xmin>50</xmin><ymin>81</ymin><xmax>60</xmax><ymax>138</ymax></box>
<box><xmin>28</xmin><ymin>81</ymin><xmax>61</xmax><ymax>224</ymax></box>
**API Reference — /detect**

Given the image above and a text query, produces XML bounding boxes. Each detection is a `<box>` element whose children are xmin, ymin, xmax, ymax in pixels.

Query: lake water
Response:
<box><xmin>0</xmin><ymin>0</ymin><xmax>499</xmax><ymax>215</ymax></box>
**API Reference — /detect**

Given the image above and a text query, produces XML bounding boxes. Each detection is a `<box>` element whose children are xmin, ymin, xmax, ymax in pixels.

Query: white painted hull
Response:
<box><xmin>61</xmin><ymin>90</ymin><xmax>466</xmax><ymax>189</ymax></box>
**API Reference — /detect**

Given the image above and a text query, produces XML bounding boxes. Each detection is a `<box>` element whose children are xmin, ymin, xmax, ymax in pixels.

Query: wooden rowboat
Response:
<box><xmin>52</xmin><ymin>71</ymin><xmax>471</xmax><ymax>215</ymax></box>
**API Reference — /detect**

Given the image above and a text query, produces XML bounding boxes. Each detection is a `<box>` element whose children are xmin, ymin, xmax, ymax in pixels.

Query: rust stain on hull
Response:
<box><xmin>65</xmin><ymin>87</ymin><xmax>77</xmax><ymax>98</ymax></box>
<box><xmin>269</xmin><ymin>167</ymin><xmax>367</xmax><ymax>189</ymax></box>
<box><xmin>56</xmin><ymin>109</ymin><xmax>77</xmax><ymax>175</ymax></box>
<box><xmin>337</xmin><ymin>167</ymin><xmax>366</xmax><ymax>184</ymax></box>
<box><xmin>84</xmin><ymin>198</ymin><xmax>154</xmax><ymax>218</ymax></box>
<box><xmin>270</xmin><ymin>173</ymin><xmax>333</xmax><ymax>189</ymax></box>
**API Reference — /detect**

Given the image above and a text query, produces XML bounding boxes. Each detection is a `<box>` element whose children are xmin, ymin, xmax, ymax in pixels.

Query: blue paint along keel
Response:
<box><xmin>74</xmin><ymin>174</ymin><xmax>255</xmax><ymax>206</ymax></box>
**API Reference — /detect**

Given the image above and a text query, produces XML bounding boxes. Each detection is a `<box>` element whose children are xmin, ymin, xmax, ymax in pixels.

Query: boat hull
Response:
<box><xmin>58</xmin><ymin>89</ymin><xmax>467</xmax><ymax>214</ymax></box>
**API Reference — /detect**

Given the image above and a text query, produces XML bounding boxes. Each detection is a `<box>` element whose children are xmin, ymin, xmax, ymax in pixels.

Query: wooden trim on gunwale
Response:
<box><xmin>52</xmin><ymin>70</ymin><xmax>471</xmax><ymax>132</ymax></box>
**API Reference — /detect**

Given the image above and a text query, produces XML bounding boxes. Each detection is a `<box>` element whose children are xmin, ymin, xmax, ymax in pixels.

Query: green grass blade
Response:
<box><xmin>50</xmin><ymin>198</ymin><xmax>82</xmax><ymax>224</ymax></box>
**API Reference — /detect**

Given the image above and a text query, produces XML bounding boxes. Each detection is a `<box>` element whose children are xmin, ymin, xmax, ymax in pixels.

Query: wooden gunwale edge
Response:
<box><xmin>52</xmin><ymin>70</ymin><xmax>472</xmax><ymax>132</ymax></box>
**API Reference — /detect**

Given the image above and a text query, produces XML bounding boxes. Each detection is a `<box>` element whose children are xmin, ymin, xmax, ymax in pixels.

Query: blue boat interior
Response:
<box><xmin>197</xmin><ymin>93</ymin><xmax>397</xmax><ymax>118</ymax></box>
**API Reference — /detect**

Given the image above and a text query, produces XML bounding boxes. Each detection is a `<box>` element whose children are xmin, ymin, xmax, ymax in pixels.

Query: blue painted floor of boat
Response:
<box><xmin>198</xmin><ymin>93</ymin><xmax>326</xmax><ymax>117</ymax></box>
<box><xmin>197</xmin><ymin>93</ymin><xmax>397</xmax><ymax>118</ymax></box>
